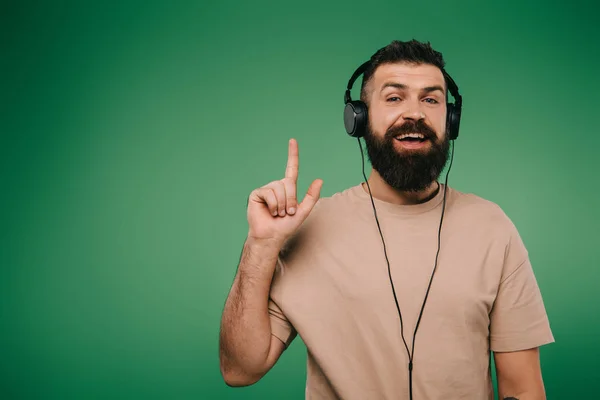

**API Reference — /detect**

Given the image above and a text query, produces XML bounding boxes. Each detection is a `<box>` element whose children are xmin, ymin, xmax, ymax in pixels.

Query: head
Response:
<box><xmin>360</xmin><ymin>40</ymin><xmax>452</xmax><ymax>192</ymax></box>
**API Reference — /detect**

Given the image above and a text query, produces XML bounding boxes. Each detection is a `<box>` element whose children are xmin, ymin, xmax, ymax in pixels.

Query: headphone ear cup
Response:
<box><xmin>344</xmin><ymin>101</ymin><xmax>368</xmax><ymax>138</ymax></box>
<box><xmin>446</xmin><ymin>103</ymin><xmax>461</xmax><ymax>140</ymax></box>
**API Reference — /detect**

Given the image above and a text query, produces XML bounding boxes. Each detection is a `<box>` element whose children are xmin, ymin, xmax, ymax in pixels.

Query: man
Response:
<box><xmin>219</xmin><ymin>40</ymin><xmax>554</xmax><ymax>399</ymax></box>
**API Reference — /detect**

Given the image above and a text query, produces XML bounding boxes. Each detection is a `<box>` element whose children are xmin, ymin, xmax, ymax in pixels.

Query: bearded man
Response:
<box><xmin>219</xmin><ymin>39</ymin><xmax>554</xmax><ymax>400</ymax></box>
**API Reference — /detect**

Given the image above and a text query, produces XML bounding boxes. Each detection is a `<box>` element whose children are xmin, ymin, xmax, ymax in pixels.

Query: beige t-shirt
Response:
<box><xmin>268</xmin><ymin>183</ymin><xmax>554</xmax><ymax>400</ymax></box>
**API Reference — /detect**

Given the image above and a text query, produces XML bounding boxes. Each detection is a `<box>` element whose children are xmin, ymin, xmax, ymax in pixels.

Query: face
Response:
<box><xmin>363</xmin><ymin>62</ymin><xmax>451</xmax><ymax>192</ymax></box>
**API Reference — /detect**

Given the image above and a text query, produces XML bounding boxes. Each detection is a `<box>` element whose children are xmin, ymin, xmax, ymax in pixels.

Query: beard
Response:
<box><xmin>363</xmin><ymin>119</ymin><xmax>451</xmax><ymax>192</ymax></box>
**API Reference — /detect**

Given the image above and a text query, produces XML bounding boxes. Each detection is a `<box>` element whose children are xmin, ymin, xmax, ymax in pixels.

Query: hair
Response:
<box><xmin>359</xmin><ymin>39</ymin><xmax>447</xmax><ymax>104</ymax></box>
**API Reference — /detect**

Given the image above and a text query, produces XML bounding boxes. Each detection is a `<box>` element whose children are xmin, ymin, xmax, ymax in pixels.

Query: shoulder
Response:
<box><xmin>280</xmin><ymin>184</ymin><xmax>359</xmax><ymax>257</ymax></box>
<box><xmin>447</xmin><ymin>186</ymin><xmax>528</xmax><ymax>263</ymax></box>
<box><xmin>314</xmin><ymin>184</ymin><xmax>359</xmax><ymax>211</ymax></box>
<box><xmin>448</xmin><ymin>186</ymin><xmax>519</xmax><ymax>233</ymax></box>
<box><xmin>300</xmin><ymin>184</ymin><xmax>360</xmax><ymax>227</ymax></box>
<box><xmin>447</xmin><ymin>186</ymin><xmax>527</xmax><ymax>257</ymax></box>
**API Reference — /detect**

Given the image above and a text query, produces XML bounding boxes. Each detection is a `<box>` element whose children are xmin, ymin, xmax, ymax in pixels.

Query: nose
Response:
<box><xmin>401</xmin><ymin>107</ymin><xmax>425</xmax><ymax>121</ymax></box>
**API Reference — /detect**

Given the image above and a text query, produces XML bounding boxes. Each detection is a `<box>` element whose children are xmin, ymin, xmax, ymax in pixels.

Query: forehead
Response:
<box><xmin>372</xmin><ymin>62</ymin><xmax>445</xmax><ymax>90</ymax></box>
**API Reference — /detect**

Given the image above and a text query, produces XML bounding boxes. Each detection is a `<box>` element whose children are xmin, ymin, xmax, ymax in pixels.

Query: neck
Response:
<box><xmin>362</xmin><ymin>169</ymin><xmax>440</xmax><ymax>205</ymax></box>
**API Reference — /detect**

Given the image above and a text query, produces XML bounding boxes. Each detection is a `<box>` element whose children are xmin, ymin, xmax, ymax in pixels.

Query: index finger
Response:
<box><xmin>285</xmin><ymin>138</ymin><xmax>299</xmax><ymax>181</ymax></box>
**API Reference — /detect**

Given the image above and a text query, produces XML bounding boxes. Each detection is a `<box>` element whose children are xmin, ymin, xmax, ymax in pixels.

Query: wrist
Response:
<box><xmin>238</xmin><ymin>236</ymin><xmax>283</xmax><ymax>279</ymax></box>
<box><xmin>245</xmin><ymin>234</ymin><xmax>286</xmax><ymax>251</ymax></box>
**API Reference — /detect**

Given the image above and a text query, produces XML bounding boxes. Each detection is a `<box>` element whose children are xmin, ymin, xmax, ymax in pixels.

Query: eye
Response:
<box><xmin>387</xmin><ymin>96</ymin><xmax>402</xmax><ymax>102</ymax></box>
<box><xmin>424</xmin><ymin>98</ymin><xmax>439</xmax><ymax>104</ymax></box>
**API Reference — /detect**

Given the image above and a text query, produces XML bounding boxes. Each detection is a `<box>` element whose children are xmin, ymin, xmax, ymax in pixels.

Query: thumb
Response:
<box><xmin>296</xmin><ymin>179</ymin><xmax>323</xmax><ymax>218</ymax></box>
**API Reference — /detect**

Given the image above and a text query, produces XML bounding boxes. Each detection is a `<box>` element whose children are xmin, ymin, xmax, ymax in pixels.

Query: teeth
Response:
<box><xmin>396</xmin><ymin>133</ymin><xmax>425</xmax><ymax>140</ymax></box>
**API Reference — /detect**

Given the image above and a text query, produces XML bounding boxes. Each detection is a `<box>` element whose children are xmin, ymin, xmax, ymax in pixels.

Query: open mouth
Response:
<box><xmin>393</xmin><ymin>133</ymin><xmax>430</xmax><ymax>148</ymax></box>
<box><xmin>394</xmin><ymin>133</ymin><xmax>428</xmax><ymax>143</ymax></box>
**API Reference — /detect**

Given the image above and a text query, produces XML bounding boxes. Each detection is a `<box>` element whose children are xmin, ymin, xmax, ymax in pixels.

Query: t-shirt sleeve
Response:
<box><xmin>267</xmin><ymin>256</ymin><xmax>297</xmax><ymax>348</ymax></box>
<box><xmin>268</xmin><ymin>297</ymin><xmax>296</xmax><ymax>348</ymax></box>
<box><xmin>489</xmin><ymin>225</ymin><xmax>555</xmax><ymax>352</ymax></box>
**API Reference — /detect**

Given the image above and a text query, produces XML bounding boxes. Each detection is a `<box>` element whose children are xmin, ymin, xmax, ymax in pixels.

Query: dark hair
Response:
<box><xmin>360</xmin><ymin>39</ymin><xmax>447</xmax><ymax>103</ymax></box>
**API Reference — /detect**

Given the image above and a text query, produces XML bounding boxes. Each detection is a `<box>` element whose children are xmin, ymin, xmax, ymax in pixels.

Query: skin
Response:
<box><xmin>219</xmin><ymin>62</ymin><xmax>547</xmax><ymax>397</ymax></box>
<box><xmin>495</xmin><ymin>348</ymin><xmax>547</xmax><ymax>399</ymax></box>
<box><xmin>219</xmin><ymin>139</ymin><xmax>322</xmax><ymax>386</ymax></box>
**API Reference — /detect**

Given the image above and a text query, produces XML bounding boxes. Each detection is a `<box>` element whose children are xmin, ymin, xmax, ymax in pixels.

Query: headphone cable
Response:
<box><xmin>357</xmin><ymin>138</ymin><xmax>455</xmax><ymax>400</ymax></box>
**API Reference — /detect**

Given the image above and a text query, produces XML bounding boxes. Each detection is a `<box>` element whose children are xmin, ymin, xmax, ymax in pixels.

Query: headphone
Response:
<box><xmin>343</xmin><ymin>60</ymin><xmax>463</xmax><ymax>140</ymax></box>
<box><xmin>344</xmin><ymin>59</ymin><xmax>462</xmax><ymax>400</ymax></box>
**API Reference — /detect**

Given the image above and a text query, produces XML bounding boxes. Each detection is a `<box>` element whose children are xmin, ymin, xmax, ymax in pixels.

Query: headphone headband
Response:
<box><xmin>345</xmin><ymin>61</ymin><xmax>462</xmax><ymax>107</ymax></box>
<box><xmin>344</xmin><ymin>61</ymin><xmax>371</xmax><ymax>104</ymax></box>
<box><xmin>442</xmin><ymin>70</ymin><xmax>462</xmax><ymax>108</ymax></box>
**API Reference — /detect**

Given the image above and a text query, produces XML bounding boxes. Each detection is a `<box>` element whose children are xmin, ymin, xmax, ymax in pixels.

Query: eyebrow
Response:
<box><xmin>381</xmin><ymin>82</ymin><xmax>445</xmax><ymax>95</ymax></box>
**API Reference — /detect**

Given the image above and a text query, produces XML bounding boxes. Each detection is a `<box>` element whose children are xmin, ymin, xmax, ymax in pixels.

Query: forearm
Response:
<box><xmin>219</xmin><ymin>237</ymin><xmax>282</xmax><ymax>383</ymax></box>
<box><xmin>495</xmin><ymin>348</ymin><xmax>546</xmax><ymax>400</ymax></box>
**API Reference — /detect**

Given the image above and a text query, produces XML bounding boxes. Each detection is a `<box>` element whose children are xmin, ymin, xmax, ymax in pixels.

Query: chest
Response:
<box><xmin>281</xmin><ymin>217</ymin><xmax>505</xmax><ymax>336</ymax></box>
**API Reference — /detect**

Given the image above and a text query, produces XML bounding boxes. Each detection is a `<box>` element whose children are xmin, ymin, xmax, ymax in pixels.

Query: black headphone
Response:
<box><xmin>343</xmin><ymin>60</ymin><xmax>463</xmax><ymax>140</ymax></box>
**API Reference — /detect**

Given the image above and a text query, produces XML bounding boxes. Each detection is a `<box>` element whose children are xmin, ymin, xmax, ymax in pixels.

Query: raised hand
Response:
<box><xmin>247</xmin><ymin>138</ymin><xmax>323</xmax><ymax>245</ymax></box>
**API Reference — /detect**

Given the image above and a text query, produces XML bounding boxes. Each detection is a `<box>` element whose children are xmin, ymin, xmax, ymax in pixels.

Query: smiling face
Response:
<box><xmin>362</xmin><ymin>62</ymin><xmax>451</xmax><ymax>192</ymax></box>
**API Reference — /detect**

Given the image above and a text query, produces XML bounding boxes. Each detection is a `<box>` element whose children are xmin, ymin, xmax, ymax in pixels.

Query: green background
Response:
<box><xmin>2</xmin><ymin>0</ymin><xmax>599</xmax><ymax>398</ymax></box>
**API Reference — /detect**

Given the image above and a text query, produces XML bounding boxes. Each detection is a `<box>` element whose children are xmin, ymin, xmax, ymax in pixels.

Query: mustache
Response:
<box><xmin>384</xmin><ymin>120</ymin><xmax>438</xmax><ymax>141</ymax></box>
